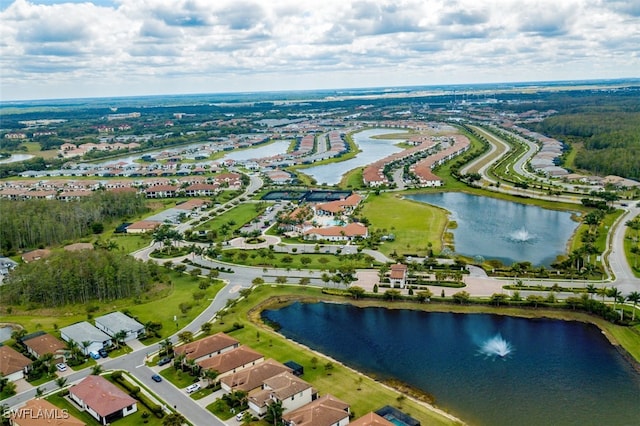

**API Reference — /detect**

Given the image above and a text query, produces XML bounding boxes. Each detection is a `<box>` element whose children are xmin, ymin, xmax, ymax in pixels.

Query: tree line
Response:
<box><xmin>0</xmin><ymin>191</ymin><xmax>148</xmax><ymax>254</ymax></box>
<box><xmin>1</xmin><ymin>249</ymin><xmax>159</xmax><ymax>307</ymax></box>
<box><xmin>533</xmin><ymin>111</ymin><xmax>640</xmax><ymax>181</ymax></box>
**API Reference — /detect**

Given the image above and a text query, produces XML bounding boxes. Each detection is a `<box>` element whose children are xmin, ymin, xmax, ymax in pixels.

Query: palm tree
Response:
<box><xmin>627</xmin><ymin>291</ymin><xmax>640</xmax><ymax>321</ymax></box>
<box><xmin>586</xmin><ymin>283</ymin><xmax>597</xmax><ymax>299</ymax></box>
<box><xmin>55</xmin><ymin>377</ymin><xmax>67</xmax><ymax>388</ymax></box>
<box><xmin>202</xmin><ymin>368</ymin><xmax>218</xmax><ymax>387</ymax></box>
<box><xmin>159</xmin><ymin>338</ymin><xmax>173</xmax><ymax>357</ymax></box>
<box><xmin>608</xmin><ymin>287</ymin><xmax>622</xmax><ymax>313</ymax></box>
<box><xmin>91</xmin><ymin>365</ymin><xmax>103</xmax><ymax>375</ymax></box>
<box><xmin>114</xmin><ymin>330</ymin><xmax>127</xmax><ymax>349</ymax></box>
<box><xmin>264</xmin><ymin>400</ymin><xmax>283</xmax><ymax>426</ymax></box>
<box><xmin>597</xmin><ymin>286</ymin><xmax>608</xmax><ymax>303</ymax></box>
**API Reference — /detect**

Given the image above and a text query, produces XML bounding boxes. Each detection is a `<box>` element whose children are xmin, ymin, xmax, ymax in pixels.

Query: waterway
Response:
<box><xmin>302</xmin><ymin>128</ymin><xmax>406</xmax><ymax>185</ymax></box>
<box><xmin>263</xmin><ymin>302</ymin><xmax>640</xmax><ymax>426</ymax></box>
<box><xmin>406</xmin><ymin>192</ymin><xmax>578</xmax><ymax>267</ymax></box>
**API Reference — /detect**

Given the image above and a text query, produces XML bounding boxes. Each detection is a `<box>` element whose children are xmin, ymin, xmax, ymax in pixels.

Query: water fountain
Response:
<box><xmin>478</xmin><ymin>334</ymin><xmax>513</xmax><ymax>359</ymax></box>
<box><xmin>509</xmin><ymin>227</ymin><xmax>532</xmax><ymax>242</ymax></box>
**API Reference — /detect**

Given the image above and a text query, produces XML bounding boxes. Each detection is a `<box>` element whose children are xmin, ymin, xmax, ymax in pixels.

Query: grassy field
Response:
<box><xmin>360</xmin><ymin>192</ymin><xmax>448</xmax><ymax>256</ymax></box>
<box><xmin>624</xmin><ymin>217</ymin><xmax>640</xmax><ymax>278</ymax></box>
<box><xmin>194</xmin><ymin>203</ymin><xmax>265</xmax><ymax>236</ymax></box>
<box><xmin>340</xmin><ymin>167</ymin><xmax>365</xmax><ymax>190</ymax></box>
<box><xmin>218</xmin><ymin>249</ymin><xmax>377</xmax><ymax>270</ymax></box>
<box><xmin>3</xmin><ymin>271</ymin><xmax>224</xmax><ymax>343</ymax></box>
<box><xmin>209</xmin><ymin>285</ymin><xmax>461</xmax><ymax>425</ymax></box>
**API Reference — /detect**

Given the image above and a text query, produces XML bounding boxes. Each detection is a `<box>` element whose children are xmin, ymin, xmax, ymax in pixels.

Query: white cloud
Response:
<box><xmin>0</xmin><ymin>0</ymin><xmax>638</xmax><ymax>100</ymax></box>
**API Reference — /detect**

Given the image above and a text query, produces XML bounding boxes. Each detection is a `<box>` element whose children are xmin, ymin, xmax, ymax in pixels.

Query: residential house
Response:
<box><xmin>197</xmin><ymin>346</ymin><xmax>264</xmax><ymax>380</ymax></box>
<box><xmin>184</xmin><ymin>183</ymin><xmax>219</xmax><ymax>197</ymax></box>
<box><xmin>174</xmin><ymin>332</ymin><xmax>240</xmax><ymax>364</ymax></box>
<box><xmin>220</xmin><ymin>358</ymin><xmax>292</xmax><ymax>394</ymax></box>
<box><xmin>0</xmin><ymin>345</ymin><xmax>32</xmax><ymax>382</ymax></box>
<box><xmin>389</xmin><ymin>263</ymin><xmax>408</xmax><ymax>288</ymax></box>
<box><xmin>22</xmin><ymin>332</ymin><xmax>67</xmax><ymax>362</ymax></box>
<box><xmin>144</xmin><ymin>184</ymin><xmax>179</xmax><ymax>198</ymax></box>
<box><xmin>10</xmin><ymin>399</ymin><xmax>86</xmax><ymax>426</ymax></box>
<box><xmin>303</xmin><ymin>222</ymin><xmax>368</xmax><ymax>242</ymax></box>
<box><xmin>94</xmin><ymin>312</ymin><xmax>145</xmax><ymax>342</ymax></box>
<box><xmin>350</xmin><ymin>412</ymin><xmax>394</xmax><ymax>426</ymax></box>
<box><xmin>59</xmin><ymin>322</ymin><xmax>112</xmax><ymax>355</ymax></box>
<box><xmin>282</xmin><ymin>394</ymin><xmax>350</xmax><ymax>426</ymax></box>
<box><xmin>69</xmin><ymin>375</ymin><xmax>137</xmax><ymax>425</ymax></box>
<box><xmin>248</xmin><ymin>371</ymin><xmax>316</xmax><ymax>417</ymax></box>
<box><xmin>315</xmin><ymin>194</ymin><xmax>362</xmax><ymax>217</ymax></box>
<box><xmin>125</xmin><ymin>220</ymin><xmax>162</xmax><ymax>234</ymax></box>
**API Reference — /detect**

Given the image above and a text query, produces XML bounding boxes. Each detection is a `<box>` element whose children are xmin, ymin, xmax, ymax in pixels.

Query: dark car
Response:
<box><xmin>98</xmin><ymin>348</ymin><xmax>108</xmax><ymax>358</ymax></box>
<box><xmin>157</xmin><ymin>357</ymin><xmax>172</xmax><ymax>366</ymax></box>
<box><xmin>151</xmin><ymin>374</ymin><xmax>162</xmax><ymax>383</ymax></box>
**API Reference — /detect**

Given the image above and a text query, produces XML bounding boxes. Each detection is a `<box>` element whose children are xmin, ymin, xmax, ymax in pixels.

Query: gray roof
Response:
<box><xmin>94</xmin><ymin>311</ymin><xmax>144</xmax><ymax>332</ymax></box>
<box><xmin>60</xmin><ymin>321</ymin><xmax>111</xmax><ymax>343</ymax></box>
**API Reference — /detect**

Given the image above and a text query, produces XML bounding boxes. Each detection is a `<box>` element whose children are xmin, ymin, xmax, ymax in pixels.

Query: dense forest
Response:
<box><xmin>1</xmin><ymin>250</ymin><xmax>158</xmax><ymax>307</ymax></box>
<box><xmin>534</xmin><ymin>111</ymin><xmax>640</xmax><ymax>180</ymax></box>
<box><xmin>0</xmin><ymin>191</ymin><xmax>148</xmax><ymax>254</ymax></box>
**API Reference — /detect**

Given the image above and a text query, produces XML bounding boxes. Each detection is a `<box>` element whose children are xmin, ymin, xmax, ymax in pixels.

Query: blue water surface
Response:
<box><xmin>263</xmin><ymin>302</ymin><xmax>640</xmax><ymax>426</ymax></box>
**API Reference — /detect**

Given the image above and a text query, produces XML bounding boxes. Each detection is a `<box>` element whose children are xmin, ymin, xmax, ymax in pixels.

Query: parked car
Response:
<box><xmin>98</xmin><ymin>348</ymin><xmax>108</xmax><ymax>358</ymax></box>
<box><xmin>89</xmin><ymin>351</ymin><xmax>101</xmax><ymax>360</ymax></box>
<box><xmin>55</xmin><ymin>363</ymin><xmax>67</xmax><ymax>372</ymax></box>
<box><xmin>185</xmin><ymin>383</ymin><xmax>201</xmax><ymax>394</ymax></box>
<box><xmin>157</xmin><ymin>357</ymin><xmax>172</xmax><ymax>366</ymax></box>
<box><xmin>236</xmin><ymin>412</ymin><xmax>247</xmax><ymax>422</ymax></box>
<box><xmin>151</xmin><ymin>374</ymin><xmax>162</xmax><ymax>383</ymax></box>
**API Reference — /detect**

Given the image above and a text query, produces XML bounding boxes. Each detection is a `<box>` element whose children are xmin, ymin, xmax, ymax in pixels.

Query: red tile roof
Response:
<box><xmin>0</xmin><ymin>345</ymin><xmax>32</xmax><ymax>376</ymax></box>
<box><xmin>70</xmin><ymin>375</ymin><xmax>136</xmax><ymax>417</ymax></box>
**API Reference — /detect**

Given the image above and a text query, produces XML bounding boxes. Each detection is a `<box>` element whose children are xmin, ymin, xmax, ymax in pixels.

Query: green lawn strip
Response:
<box><xmin>218</xmin><ymin>249</ymin><xmax>375</xmax><ymax>270</ymax></box>
<box><xmin>340</xmin><ymin>167</ymin><xmax>365</xmax><ymax>190</ymax></box>
<box><xmin>159</xmin><ymin>366</ymin><xmax>199</xmax><ymax>389</ymax></box>
<box><xmin>206</xmin><ymin>399</ymin><xmax>237</xmax><ymax>420</ymax></box>
<box><xmin>208</xmin><ymin>285</ymin><xmax>459</xmax><ymax>426</ymax></box>
<box><xmin>26</xmin><ymin>373</ymin><xmax>57</xmax><ymax>387</ymax></box>
<box><xmin>624</xmin><ymin>220</ymin><xmax>640</xmax><ymax>278</ymax></box>
<box><xmin>361</xmin><ymin>192</ymin><xmax>448</xmax><ymax>256</ymax></box>
<box><xmin>193</xmin><ymin>203</ymin><xmax>265</xmax><ymax>236</ymax></box>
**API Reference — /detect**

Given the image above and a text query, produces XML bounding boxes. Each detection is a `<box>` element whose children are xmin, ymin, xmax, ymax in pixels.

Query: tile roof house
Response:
<box><xmin>174</xmin><ymin>332</ymin><xmax>240</xmax><ymax>363</ymax></box>
<box><xmin>94</xmin><ymin>312</ymin><xmax>145</xmax><ymax>342</ymax></box>
<box><xmin>59</xmin><ymin>322</ymin><xmax>112</xmax><ymax>355</ymax></box>
<box><xmin>125</xmin><ymin>220</ymin><xmax>162</xmax><ymax>234</ymax></box>
<box><xmin>22</xmin><ymin>332</ymin><xmax>67</xmax><ymax>362</ymax></box>
<box><xmin>0</xmin><ymin>345</ymin><xmax>32</xmax><ymax>382</ymax></box>
<box><xmin>197</xmin><ymin>346</ymin><xmax>264</xmax><ymax>379</ymax></box>
<box><xmin>220</xmin><ymin>358</ymin><xmax>292</xmax><ymax>394</ymax></box>
<box><xmin>10</xmin><ymin>398</ymin><xmax>86</xmax><ymax>426</ymax></box>
<box><xmin>248</xmin><ymin>371</ymin><xmax>316</xmax><ymax>417</ymax></box>
<box><xmin>282</xmin><ymin>394</ymin><xmax>351</xmax><ymax>426</ymax></box>
<box><xmin>350</xmin><ymin>412</ymin><xmax>394</xmax><ymax>426</ymax></box>
<box><xmin>303</xmin><ymin>222</ymin><xmax>368</xmax><ymax>242</ymax></box>
<box><xmin>69</xmin><ymin>375</ymin><xmax>137</xmax><ymax>425</ymax></box>
<box><xmin>389</xmin><ymin>263</ymin><xmax>408</xmax><ymax>288</ymax></box>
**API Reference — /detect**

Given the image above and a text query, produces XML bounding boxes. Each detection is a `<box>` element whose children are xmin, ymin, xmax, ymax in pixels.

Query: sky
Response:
<box><xmin>1</xmin><ymin>0</ymin><xmax>639</xmax><ymax>101</ymax></box>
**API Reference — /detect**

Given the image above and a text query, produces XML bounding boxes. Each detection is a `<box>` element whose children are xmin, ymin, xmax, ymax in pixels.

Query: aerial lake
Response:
<box><xmin>263</xmin><ymin>302</ymin><xmax>640</xmax><ymax>426</ymax></box>
<box><xmin>303</xmin><ymin>128</ymin><xmax>406</xmax><ymax>185</ymax></box>
<box><xmin>406</xmin><ymin>192</ymin><xmax>579</xmax><ymax>267</ymax></box>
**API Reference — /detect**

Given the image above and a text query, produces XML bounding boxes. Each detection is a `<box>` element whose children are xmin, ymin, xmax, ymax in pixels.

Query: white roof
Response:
<box><xmin>95</xmin><ymin>311</ymin><xmax>144</xmax><ymax>332</ymax></box>
<box><xmin>60</xmin><ymin>321</ymin><xmax>111</xmax><ymax>343</ymax></box>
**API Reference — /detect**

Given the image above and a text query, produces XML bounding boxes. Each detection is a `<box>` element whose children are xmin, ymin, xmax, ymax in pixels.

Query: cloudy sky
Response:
<box><xmin>1</xmin><ymin>0</ymin><xmax>638</xmax><ymax>101</ymax></box>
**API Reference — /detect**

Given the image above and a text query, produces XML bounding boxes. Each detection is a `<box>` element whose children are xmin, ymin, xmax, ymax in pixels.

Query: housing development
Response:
<box><xmin>1</xmin><ymin>81</ymin><xmax>639</xmax><ymax>426</ymax></box>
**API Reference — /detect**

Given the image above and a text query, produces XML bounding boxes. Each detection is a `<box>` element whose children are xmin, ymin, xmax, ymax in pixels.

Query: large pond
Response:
<box><xmin>222</xmin><ymin>140</ymin><xmax>290</xmax><ymax>162</ymax></box>
<box><xmin>406</xmin><ymin>192</ymin><xmax>578</xmax><ymax>266</ymax></box>
<box><xmin>263</xmin><ymin>302</ymin><xmax>640</xmax><ymax>426</ymax></box>
<box><xmin>302</xmin><ymin>128</ymin><xmax>406</xmax><ymax>185</ymax></box>
<box><xmin>0</xmin><ymin>326</ymin><xmax>13</xmax><ymax>342</ymax></box>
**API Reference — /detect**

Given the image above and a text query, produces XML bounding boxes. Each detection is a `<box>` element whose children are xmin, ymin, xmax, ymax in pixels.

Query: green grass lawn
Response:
<box><xmin>3</xmin><ymin>272</ymin><xmax>224</xmax><ymax>342</ymax></box>
<box><xmin>193</xmin><ymin>203</ymin><xmax>265</xmax><ymax>237</ymax></box>
<box><xmin>218</xmin><ymin>249</ymin><xmax>376</xmax><ymax>270</ymax></box>
<box><xmin>160</xmin><ymin>365</ymin><xmax>199</xmax><ymax>388</ymax></box>
<box><xmin>361</xmin><ymin>192</ymin><xmax>448</xmax><ymax>256</ymax></box>
<box><xmin>624</xmin><ymin>217</ymin><xmax>640</xmax><ymax>278</ymax></box>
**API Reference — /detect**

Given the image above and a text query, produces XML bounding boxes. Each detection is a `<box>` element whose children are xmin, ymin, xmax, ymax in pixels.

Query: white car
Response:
<box><xmin>185</xmin><ymin>383</ymin><xmax>201</xmax><ymax>394</ymax></box>
<box><xmin>55</xmin><ymin>363</ymin><xmax>67</xmax><ymax>372</ymax></box>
